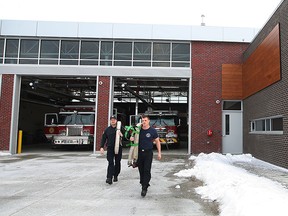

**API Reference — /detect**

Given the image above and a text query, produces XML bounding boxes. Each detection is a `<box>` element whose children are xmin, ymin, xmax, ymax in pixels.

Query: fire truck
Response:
<box><xmin>44</xmin><ymin>105</ymin><xmax>95</xmax><ymax>146</ymax></box>
<box><xmin>131</xmin><ymin>110</ymin><xmax>180</xmax><ymax>147</ymax></box>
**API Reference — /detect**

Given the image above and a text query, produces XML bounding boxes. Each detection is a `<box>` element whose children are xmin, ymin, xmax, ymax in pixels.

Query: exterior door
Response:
<box><xmin>222</xmin><ymin>101</ymin><xmax>243</xmax><ymax>154</ymax></box>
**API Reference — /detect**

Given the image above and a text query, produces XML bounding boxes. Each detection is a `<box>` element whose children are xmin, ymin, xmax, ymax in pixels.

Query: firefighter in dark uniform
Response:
<box><xmin>100</xmin><ymin>115</ymin><xmax>123</xmax><ymax>185</ymax></box>
<box><xmin>131</xmin><ymin>115</ymin><xmax>161</xmax><ymax>197</ymax></box>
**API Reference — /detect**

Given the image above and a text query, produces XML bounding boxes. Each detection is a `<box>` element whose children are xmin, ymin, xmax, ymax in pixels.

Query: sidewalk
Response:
<box><xmin>0</xmin><ymin>151</ymin><xmax>218</xmax><ymax>216</ymax></box>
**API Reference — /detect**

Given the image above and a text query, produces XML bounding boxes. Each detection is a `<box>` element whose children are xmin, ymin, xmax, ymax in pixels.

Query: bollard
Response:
<box><xmin>17</xmin><ymin>130</ymin><xmax>23</xmax><ymax>154</ymax></box>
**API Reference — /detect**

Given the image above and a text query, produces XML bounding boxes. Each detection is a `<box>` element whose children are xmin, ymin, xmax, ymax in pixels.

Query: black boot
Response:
<box><xmin>113</xmin><ymin>176</ymin><xmax>118</xmax><ymax>182</ymax></box>
<box><xmin>141</xmin><ymin>185</ymin><xmax>148</xmax><ymax>197</ymax></box>
<box><xmin>106</xmin><ymin>178</ymin><xmax>112</xmax><ymax>185</ymax></box>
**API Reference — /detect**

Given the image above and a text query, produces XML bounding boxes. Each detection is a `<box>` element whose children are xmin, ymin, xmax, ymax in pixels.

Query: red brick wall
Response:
<box><xmin>0</xmin><ymin>74</ymin><xmax>14</xmax><ymax>151</ymax></box>
<box><xmin>96</xmin><ymin>76</ymin><xmax>111</xmax><ymax>150</ymax></box>
<box><xmin>191</xmin><ymin>42</ymin><xmax>248</xmax><ymax>153</ymax></box>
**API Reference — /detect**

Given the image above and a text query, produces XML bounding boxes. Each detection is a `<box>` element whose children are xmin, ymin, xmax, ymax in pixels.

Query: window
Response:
<box><xmin>133</xmin><ymin>42</ymin><xmax>151</xmax><ymax>66</ymax></box>
<box><xmin>223</xmin><ymin>101</ymin><xmax>242</xmax><ymax>110</ymax></box>
<box><xmin>250</xmin><ymin>116</ymin><xmax>283</xmax><ymax>134</ymax></box>
<box><xmin>172</xmin><ymin>43</ymin><xmax>190</xmax><ymax>67</ymax></box>
<box><xmin>225</xmin><ymin>114</ymin><xmax>230</xmax><ymax>135</ymax></box>
<box><xmin>1</xmin><ymin>37</ymin><xmax>191</xmax><ymax>68</ymax></box>
<box><xmin>272</xmin><ymin>118</ymin><xmax>283</xmax><ymax>131</ymax></box>
<box><xmin>100</xmin><ymin>41</ymin><xmax>113</xmax><ymax>66</ymax></box>
<box><xmin>152</xmin><ymin>42</ymin><xmax>170</xmax><ymax>67</ymax></box>
<box><xmin>80</xmin><ymin>41</ymin><xmax>99</xmax><ymax>65</ymax></box>
<box><xmin>19</xmin><ymin>39</ymin><xmax>39</xmax><ymax>64</ymax></box>
<box><xmin>255</xmin><ymin>120</ymin><xmax>265</xmax><ymax>131</ymax></box>
<box><xmin>60</xmin><ymin>40</ymin><xmax>79</xmax><ymax>65</ymax></box>
<box><xmin>40</xmin><ymin>40</ymin><xmax>59</xmax><ymax>64</ymax></box>
<box><xmin>5</xmin><ymin>39</ymin><xmax>19</xmax><ymax>64</ymax></box>
<box><xmin>0</xmin><ymin>39</ymin><xmax>4</xmax><ymax>64</ymax></box>
<box><xmin>114</xmin><ymin>42</ymin><xmax>132</xmax><ymax>66</ymax></box>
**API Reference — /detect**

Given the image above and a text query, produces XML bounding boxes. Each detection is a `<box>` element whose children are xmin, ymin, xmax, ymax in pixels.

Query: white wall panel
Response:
<box><xmin>191</xmin><ymin>26</ymin><xmax>223</xmax><ymax>41</ymax></box>
<box><xmin>222</xmin><ymin>27</ymin><xmax>257</xmax><ymax>42</ymax></box>
<box><xmin>37</xmin><ymin>21</ymin><xmax>78</xmax><ymax>37</ymax></box>
<box><xmin>78</xmin><ymin>22</ymin><xmax>113</xmax><ymax>38</ymax></box>
<box><xmin>152</xmin><ymin>25</ymin><xmax>191</xmax><ymax>40</ymax></box>
<box><xmin>0</xmin><ymin>19</ymin><xmax>259</xmax><ymax>43</ymax></box>
<box><xmin>1</xmin><ymin>20</ymin><xmax>37</xmax><ymax>36</ymax></box>
<box><xmin>113</xmin><ymin>23</ymin><xmax>153</xmax><ymax>39</ymax></box>
<box><xmin>0</xmin><ymin>65</ymin><xmax>191</xmax><ymax>78</ymax></box>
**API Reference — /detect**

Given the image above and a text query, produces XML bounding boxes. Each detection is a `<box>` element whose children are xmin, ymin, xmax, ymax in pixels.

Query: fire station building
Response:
<box><xmin>0</xmin><ymin>1</ymin><xmax>287</xmax><ymax>168</ymax></box>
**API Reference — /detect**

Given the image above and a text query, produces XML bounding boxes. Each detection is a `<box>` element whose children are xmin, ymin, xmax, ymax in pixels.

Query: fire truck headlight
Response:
<box><xmin>59</xmin><ymin>130</ymin><xmax>66</xmax><ymax>135</ymax></box>
<box><xmin>83</xmin><ymin>130</ymin><xmax>90</xmax><ymax>136</ymax></box>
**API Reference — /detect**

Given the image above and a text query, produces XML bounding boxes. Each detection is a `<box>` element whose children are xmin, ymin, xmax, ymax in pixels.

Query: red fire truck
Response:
<box><xmin>131</xmin><ymin>110</ymin><xmax>180</xmax><ymax>148</ymax></box>
<box><xmin>44</xmin><ymin>105</ymin><xmax>95</xmax><ymax>146</ymax></box>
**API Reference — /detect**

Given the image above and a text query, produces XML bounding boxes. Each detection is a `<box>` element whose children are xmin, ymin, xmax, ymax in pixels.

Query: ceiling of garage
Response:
<box><xmin>20</xmin><ymin>76</ymin><xmax>189</xmax><ymax>107</ymax></box>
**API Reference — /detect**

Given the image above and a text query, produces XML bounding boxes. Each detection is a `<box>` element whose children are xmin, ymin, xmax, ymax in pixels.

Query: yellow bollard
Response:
<box><xmin>17</xmin><ymin>130</ymin><xmax>23</xmax><ymax>154</ymax></box>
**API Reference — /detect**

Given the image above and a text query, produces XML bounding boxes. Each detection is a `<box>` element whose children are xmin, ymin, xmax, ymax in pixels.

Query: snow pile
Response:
<box><xmin>0</xmin><ymin>152</ymin><xmax>11</xmax><ymax>156</ymax></box>
<box><xmin>174</xmin><ymin>153</ymin><xmax>288</xmax><ymax>216</ymax></box>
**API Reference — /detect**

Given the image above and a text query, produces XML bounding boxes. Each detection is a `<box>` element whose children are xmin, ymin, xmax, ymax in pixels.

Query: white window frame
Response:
<box><xmin>249</xmin><ymin>115</ymin><xmax>283</xmax><ymax>135</ymax></box>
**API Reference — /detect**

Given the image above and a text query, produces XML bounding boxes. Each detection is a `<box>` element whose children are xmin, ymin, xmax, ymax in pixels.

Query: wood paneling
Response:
<box><xmin>242</xmin><ymin>24</ymin><xmax>281</xmax><ymax>98</ymax></box>
<box><xmin>222</xmin><ymin>64</ymin><xmax>243</xmax><ymax>99</ymax></box>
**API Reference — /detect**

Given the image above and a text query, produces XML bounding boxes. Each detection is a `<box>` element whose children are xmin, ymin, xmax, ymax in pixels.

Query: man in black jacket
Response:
<box><xmin>100</xmin><ymin>115</ymin><xmax>123</xmax><ymax>185</ymax></box>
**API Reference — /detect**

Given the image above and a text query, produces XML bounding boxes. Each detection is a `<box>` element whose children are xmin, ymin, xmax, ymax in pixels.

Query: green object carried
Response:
<box><xmin>125</xmin><ymin>123</ymin><xmax>142</xmax><ymax>167</ymax></box>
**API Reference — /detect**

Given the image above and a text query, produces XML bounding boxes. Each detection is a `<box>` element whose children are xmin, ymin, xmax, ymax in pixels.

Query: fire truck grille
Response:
<box><xmin>158</xmin><ymin>132</ymin><xmax>166</xmax><ymax>138</ymax></box>
<box><xmin>67</xmin><ymin>126</ymin><xmax>83</xmax><ymax>136</ymax></box>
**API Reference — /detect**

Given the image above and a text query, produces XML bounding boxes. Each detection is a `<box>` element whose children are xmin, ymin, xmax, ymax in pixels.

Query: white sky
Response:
<box><xmin>175</xmin><ymin>153</ymin><xmax>288</xmax><ymax>216</ymax></box>
<box><xmin>0</xmin><ymin>0</ymin><xmax>283</xmax><ymax>28</ymax></box>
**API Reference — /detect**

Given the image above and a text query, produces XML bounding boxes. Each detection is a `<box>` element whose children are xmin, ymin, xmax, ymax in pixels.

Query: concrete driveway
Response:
<box><xmin>0</xmin><ymin>150</ymin><xmax>218</xmax><ymax>216</ymax></box>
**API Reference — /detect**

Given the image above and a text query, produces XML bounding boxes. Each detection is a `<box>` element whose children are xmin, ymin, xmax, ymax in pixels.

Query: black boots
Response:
<box><xmin>106</xmin><ymin>176</ymin><xmax>118</xmax><ymax>184</ymax></box>
<box><xmin>106</xmin><ymin>178</ymin><xmax>112</xmax><ymax>185</ymax></box>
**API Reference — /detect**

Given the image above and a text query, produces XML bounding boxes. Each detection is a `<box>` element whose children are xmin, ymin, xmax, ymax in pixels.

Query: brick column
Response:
<box><xmin>0</xmin><ymin>74</ymin><xmax>14</xmax><ymax>151</ymax></box>
<box><xmin>95</xmin><ymin>76</ymin><xmax>111</xmax><ymax>150</ymax></box>
<box><xmin>191</xmin><ymin>42</ymin><xmax>248</xmax><ymax>154</ymax></box>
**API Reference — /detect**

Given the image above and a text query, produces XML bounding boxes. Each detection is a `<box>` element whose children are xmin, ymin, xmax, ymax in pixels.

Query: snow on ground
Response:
<box><xmin>0</xmin><ymin>152</ymin><xmax>11</xmax><ymax>156</ymax></box>
<box><xmin>174</xmin><ymin>153</ymin><xmax>288</xmax><ymax>216</ymax></box>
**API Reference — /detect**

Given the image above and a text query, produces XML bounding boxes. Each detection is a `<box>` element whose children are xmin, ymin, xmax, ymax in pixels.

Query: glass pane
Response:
<box><xmin>5</xmin><ymin>39</ymin><xmax>19</xmax><ymax>58</ymax></box>
<box><xmin>153</xmin><ymin>43</ymin><xmax>170</xmax><ymax>61</ymax></box>
<box><xmin>223</xmin><ymin>101</ymin><xmax>242</xmax><ymax>110</ymax></box>
<box><xmin>40</xmin><ymin>59</ymin><xmax>58</xmax><ymax>65</ymax></box>
<box><xmin>114</xmin><ymin>61</ymin><xmax>131</xmax><ymax>66</ymax></box>
<box><xmin>255</xmin><ymin>120</ymin><xmax>265</xmax><ymax>131</ymax></box>
<box><xmin>152</xmin><ymin>62</ymin><xmax>170</xmax><ymax>67</ymax></box>
<box><xmin>5</xmin><ymin>59</ymin><xmax>17</xmax><ymax>64</ymax></box>
<box><xmin>172</xmin><ymin>62</ymin><xmax>190</xmax><ymax>67</ymax></box>
<box><xmin>133</xmin><ymin>61</ymin><xmax>151</xmax><ymax>67</ymax></box>
<box><xmin>100</xmin><ymin>60</ymin><xmax>112</xmax><ymax>66</ymax></box>
<box><xmin>272</xmin><ymin>118</ymin><xmax>283</xmax><ymax>131</ymax></box>
<box><xmin>20</xmin><ymin>39</ymin><xmax>39</xmax><ymax>58</ymax></box>
<box><xmin>266</xmin><ymin>119</ymin><xmax>271</xmax><ymax>131</ymax></box>
<box><xmin>19</xmin><ymin>59</ymin><xmax>38</xmax><ymax>64</ymax></box>
<box><xmin>40</xmin><ymin>40</ymin><xmax>59</xmax><ymax>58</ymax></box>
<box><xmin>225</xmin><ymin>114</ymin><xmax>230</xmax><ymax>135</ymax></box>
<box><xmin>80</xmin><ymin>60</ymin><xmax>98</xmax><ymax>65</ymax></box>
<box><xmin>134</xmin><ymin>42</ymin><xmax>151</xmax><ymax>60</ymax></box>
<box><xmin>80</xmin><ymin>41</ymin><xmax>99</xmax><ymax>59</ymax></box>
<box><xmin>114</xmin><ymin>42</ymin><xmax>132</xmax><ymax>60</ymax></box>
<box><xmin>60</xmin><ymin>60</ymin><xmax>78</xmax><ymax>65</ymax></box>
<box><xmin>100</xmin><ymin>41</ymin><xmax>113</xmax><ymax>60</ymax></box>
<box><xmin>0</xmin><ymin>39</ymin><xmax>4</xmax><ymax>58</ymax></box>
<box><xmin>172</xmin><ymin>43</ymin><xmax>190</xmax><ymax>61</ymax></box>
<box><xmin>60</xmin><ymin>40</ymin><xmax>79</xmax><ymax>59</ymax></box>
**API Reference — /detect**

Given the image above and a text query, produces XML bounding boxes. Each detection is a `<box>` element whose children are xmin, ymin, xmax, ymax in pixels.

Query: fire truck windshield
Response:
<box><xmin>58</xmin><ymin>113</ymin><xmax>95</xmax><ymax>125</ymax></box>
<box><xmin>149</xmin><ymin>116</ymin><xmax>176</xmax><ymax>126</ymax></box>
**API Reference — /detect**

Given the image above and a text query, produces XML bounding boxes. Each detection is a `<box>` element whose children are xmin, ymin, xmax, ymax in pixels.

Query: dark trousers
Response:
<box><xmin>106</xmin><ymin>146</ymin><xmax>122</xmax><ymax>179</ymax></box>
<box><xmin>137</xmin><ymin>149</ymin><xmax>153</xmax><ymax>188</ymax></box>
